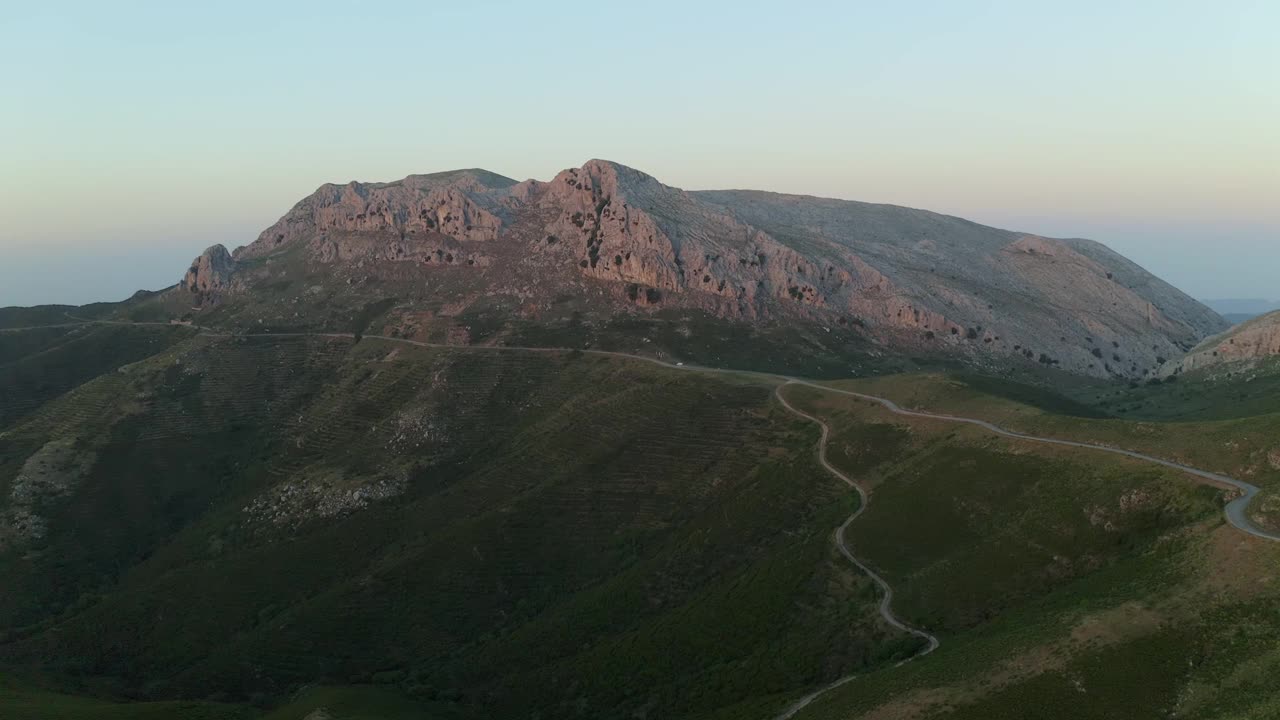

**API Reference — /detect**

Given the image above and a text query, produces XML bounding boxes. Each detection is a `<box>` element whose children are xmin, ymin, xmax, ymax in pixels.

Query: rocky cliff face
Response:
<box><xmin>182</xmin><ymin>244</ymin><xmax>236</xmax><ymax>296</ymax></box>
<box><xmin>1164</xmin><ymin>311</ymin><xmax>1280</xmax><ymax>374</ymax></box>
<box><xmin>204</xmin><ymin>159</ymin><xmax>1226</xmax><ymax>378</ymax></box>
<box><xmin>241</xmin><ymin>170</ymin><xmax>516</xmax><ymax>259</ymax></box>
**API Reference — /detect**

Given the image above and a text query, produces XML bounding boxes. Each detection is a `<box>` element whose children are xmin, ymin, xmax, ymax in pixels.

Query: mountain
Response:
<box><xmin>3</xmin><ymin>318</ymin><xmax>1277</xmax><ymax>720</ymax></box>
<box><xmin>161</xmin><ymin>160</ymin><xmax>1224</xmax><ymax>379</ymax></box>
<box><xmin>1222</xmin><ymin>313</ymin><xmax>1262</xmax><ymax>325</ymax></box>
<box><xmin>1165</xmin><ymin>309</ymin><xmax>1280</xmax><ymax>375</ymax></box>
<box><xmin>1202</xmin><ymin>298</ymin><xmax>1280</xmax><ymax>317</ymax></box>
<box><xmin>8</xmin><ymin>160</ymin><xmax>1276</xmax><ymax>720</ymax></box>
<box><xmin>1202</xmin><ymin>299</ymin><xmax>1280</xmax><ymax>325</ymax></box>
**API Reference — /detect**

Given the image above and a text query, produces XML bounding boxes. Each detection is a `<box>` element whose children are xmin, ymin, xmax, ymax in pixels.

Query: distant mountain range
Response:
<box><xmin>1201</xmin><ymin>298</ymin><xmax>1280</xmax><ymax>325</ymax></box>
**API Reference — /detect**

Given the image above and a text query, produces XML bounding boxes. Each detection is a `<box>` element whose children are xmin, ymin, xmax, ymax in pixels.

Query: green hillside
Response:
<box><xmin>2</xmin><ymin>321</ymin><xmax>1279</xmax><ymax>719</ymax></box>
<box><xmin>0</xmin><ymin>329</ymin><xmax>902</xmax><ymax>718</ymax></box>
<box><xmin>770</xmin><ymin>384</ymin><xmax>1280</xmax><ymax>719</ymax></box>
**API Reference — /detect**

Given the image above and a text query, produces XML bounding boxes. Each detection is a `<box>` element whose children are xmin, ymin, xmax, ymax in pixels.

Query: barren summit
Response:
<box><xmin>174</xmin><ymin>159</ymin><xmax>1225</xmax><ymax>378</ymax></box>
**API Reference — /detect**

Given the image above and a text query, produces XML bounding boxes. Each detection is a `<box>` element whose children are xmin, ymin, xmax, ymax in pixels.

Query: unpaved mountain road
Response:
<box><xmin>772</xmin><ymin>382</ymin><xmax>939</xmax><ymax>720</ymax></box>
<box><xmin>363</xmin><ymin>330</ymin><xmax>1279</xmax><ymax>544</ymax></box>
<box><xmin>781</xmin><ymin>378</ymin><xmax>1280</xmax><ymax>544</ymax></box>
<box><xmin>21</xmin><ymin>318</ymin><xmax>1280</xmax><ymax>544</ymax></box>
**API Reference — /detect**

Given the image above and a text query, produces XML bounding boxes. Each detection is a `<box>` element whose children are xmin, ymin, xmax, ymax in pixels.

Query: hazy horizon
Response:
<box><xmin>3</xmin><ymin>1</ymin><xmax>1277</xmax><ymax>306</ymax></box>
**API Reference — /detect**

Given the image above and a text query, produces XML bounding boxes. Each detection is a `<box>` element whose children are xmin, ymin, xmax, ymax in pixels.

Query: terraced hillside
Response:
<box><xmin>0</xmin><ymin>323</ymin><xmax>195</xmax><ymax>429</ymax></box>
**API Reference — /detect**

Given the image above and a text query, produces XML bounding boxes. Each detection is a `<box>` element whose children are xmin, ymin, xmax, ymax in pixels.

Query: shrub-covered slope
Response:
<box><xmin>0</xmin><ymin>332</ymin><xmax>904</xmax><ymax>718</ymax></box>
<box><xmin>4</xmin><ymin>324</ymin><xmax>1280</xmax><ymax>720</ymax></box>
<box><xmin>774</xmin><ymin>384</ymin><xmax>1280</xmax><ymax>720</ymax></box>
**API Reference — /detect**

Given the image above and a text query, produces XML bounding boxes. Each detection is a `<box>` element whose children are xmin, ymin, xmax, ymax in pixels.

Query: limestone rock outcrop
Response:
<box><xmin>219</xmin><ymin>159</ymin><xmax>1227</xmax><ymax>378</ymax></box>
<box><xmin>182</xmin><ymin>244</ymin><xmax>236</xmax><ymax>294</ymax></box>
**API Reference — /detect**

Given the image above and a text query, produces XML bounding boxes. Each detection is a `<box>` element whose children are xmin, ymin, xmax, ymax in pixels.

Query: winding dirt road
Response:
<box><xmin>25</xmin><ymin>318</ymin><xmax>1280</xmax><ymax>543</ymax></box>
<box><xmin>771</xmin><ymin>382</ymin><xmax>939</xmax><ymax>719</ymax></box>
<box><xmin>780</xmin><ymin>379</ymin><xmax>1280</xmax><ymax>544</ymax></box>
<box><xmin>362</xmin><ymin>333</ymin><xmax>1280</xmax><ymax>542</ymax></box>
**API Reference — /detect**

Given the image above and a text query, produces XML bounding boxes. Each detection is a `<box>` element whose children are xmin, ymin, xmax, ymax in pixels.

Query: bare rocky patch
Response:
<box><xmin>0</xmin><ymin>439</ymin><xmax>95</xmax><ymax>550</ymax></box>
<box><xmin>242</xmin><ymin>467</ymin><xmax>409</xmax><ymax>529</ymax></box>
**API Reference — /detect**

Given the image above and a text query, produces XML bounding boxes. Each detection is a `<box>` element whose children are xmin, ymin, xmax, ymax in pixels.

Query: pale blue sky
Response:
<box><xmin>2</xmin><ymin>0</ymin><xmax>1276</xmax><ymax>306</ymax></box>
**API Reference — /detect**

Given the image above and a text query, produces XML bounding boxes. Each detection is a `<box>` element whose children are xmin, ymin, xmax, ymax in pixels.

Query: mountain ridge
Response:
<box><xmin>1165</xmin><ymin>309</ymin><xmax>1280</xmax><ymax>375</ymax></box>
<box><xmin>176</xmin><ymin>159</ymin><xmax>1226</xmax><ymax>379</ymax></box>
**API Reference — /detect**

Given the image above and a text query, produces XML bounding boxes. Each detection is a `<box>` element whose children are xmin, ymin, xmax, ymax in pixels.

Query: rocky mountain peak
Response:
<box><xmin>182</xmin><ymin>161</ymin><xmax>1228</xmax><ymax>379</ymax></box>
<box><xmin>238</xmin><ymin>169</ymin><xmax>519</xmax><ymax>260</ymax></box>
<box><xmin>182</xmin><ymin>244</ymin><xmax>235</xmax><ymax>295</ymax></box>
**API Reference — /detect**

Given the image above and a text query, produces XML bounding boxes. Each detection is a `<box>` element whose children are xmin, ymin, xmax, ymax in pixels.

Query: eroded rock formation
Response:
<box><xmin>208</xmin><ymin>159</ymin><xmax>1226</xmax><ymax>378</ymax></box>
<box><xmin>182</xmin><ymin>244</ymin><xmax>236</xmax><ymax>295</ymax></box>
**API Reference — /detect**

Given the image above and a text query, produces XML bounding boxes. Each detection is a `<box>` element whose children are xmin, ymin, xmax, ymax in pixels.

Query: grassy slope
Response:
<box><xmin>0</xmin><ymin>675</ymin><xmax>251</xmax><ymax>720</ymax></box>
<box><xmin>776</xmin><ymin>384</ymin><xmax>1280</xmax><ymax>720</ymax></box>
<box><xmin>837</xmin><ymin>370</ymin><xmax>1280</xmax><ymax>535</ymax></box>
<box><xmin>0</xmin><ymin>331</ymin><xmax>902</xmax><ymax>719</ymax></box>
<box><xmin>0</xmin><ymin>326</ymin><xmax>80</xmax><ymax>365</ymax></box>
<box><xmin>260</xmin><ymin>685</ymin><xmax>465</xmax><ymax>720</ymax></box>
<box><xmin>5</xmin><ymin>323</ymin><xmax>1280</xmax><ymax>719</ymax></box>
<box><xmin>824</xmin><ymin>373</ymin><xmax>1280</xmax><ymax>493</ymax></box>
<box><xmin>0</xmin><ymin>299</ymin><xmax>152</xmax><ymax>329</ymax></box>
<box><xmin>0</xmin><ymin>323</ymin><xmax>196</xmax><ymax>430</ymax></box>
<box><xmin>0</xmin><ymin>306</ymin><xmax>82</xmax><ymax>329</ymax></box>
<box><xmin>1097</xmin><ymin>357</ymin><xmax>1280</xmax><ymax>422</ymax></box>
<box><xmin>0</xmin><ymin>678</ymin><xmax>460</xmax><ymax>720</ymax></box>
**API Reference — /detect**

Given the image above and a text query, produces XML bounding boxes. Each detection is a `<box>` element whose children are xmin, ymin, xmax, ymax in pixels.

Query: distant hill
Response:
<box><xmin>1165</xmin><ymin>309</ymin><xmax>1280</xmax><ymax>375</ymax></box>
<box><xmin>1202</xmin><ymin>298</ymin><xmax>1280</xmax><ymax>323</ymax></box>
<box><xmin>1222</xmin><ymin>313</ymin><xmax>1261</xmax><ymax>325</ymax></box>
